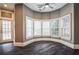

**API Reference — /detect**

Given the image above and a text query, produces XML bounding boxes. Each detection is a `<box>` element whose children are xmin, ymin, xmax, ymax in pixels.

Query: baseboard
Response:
<box><xmin>14</xmin><ymin>38</ymin><xmax>75</xmax><ymax>49</ymax></box>
<box><xmin>51</xmin><ymin>38</ymin><xmax>74</xmax><ymax>49</ymax></box>
<box><xmin>74</xmin><ymin>44</ymin><xmax>79</xmax><ymax>49</ymax></box>
<box><xmin>14</xmin><ymin>42</ymin><xmax>25</xmax><ymax>46</ymax></box>
<box><xmin>0</xmin><ymin>40</ymin><xmax>13</xmax><ymax>43</ymax></box>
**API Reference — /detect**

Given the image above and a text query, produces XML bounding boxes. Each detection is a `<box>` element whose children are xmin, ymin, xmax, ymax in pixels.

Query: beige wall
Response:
<box><xmin>33</xmin><ymin>9</ymin><xmax>60</xmax><ymax>20</ymax></box>
<box><xmin>23</xmin><ymin>4</ymin><xmax>33</xmax><ymax>18</ymax></box>
<box><xmin>15</xmin><ymin>4</ymin><xmax>24</xmax><ymax>42</ymax></box>
<box><xmin>50</xmin><ymin>10</ymin><xmax>60</xmax><ymax>19</ymax></box>
<box><xmin>60</xmin><ymin>4</ymin><xmax>74</xmax><ymax>16</ymax></box>
<box><xmin>41</xmin><ymin>12</ymin><xmax>50</xmax><ymax>19</ymax></box>
<box><xmin>33</xmin><ymin>11</ymin><xmax>42</xmax><ymax>19</ymax></box>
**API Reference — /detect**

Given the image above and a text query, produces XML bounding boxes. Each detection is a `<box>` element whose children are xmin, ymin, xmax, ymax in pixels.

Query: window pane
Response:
<box><xmin>51</xmin><ymin>19</ymin><xmax>59</xmax><ymax>37</ymax></box>
<box><xmin>34</xmin><ymin>20</ymin><xmax>41</xmax><ymax>37</ymax></box>
<box><xmin>26</xmin><ymin>17</ymin><xmax>33</xmax><ymax>39</ymax></box>
<box><xmin>62</xmin><ymin>14</ymin><xmax>71</xmax><ymax>40</ymax></box>
<box><xmin>42</xmin><ymin>21</ymin><xmax>50</xmax><ymax>36</ymax></box>
<box><xmin>2</xmin><ymin>20</ymin><xmax>11</xmax><ymax>40</ymax></box>
<box><xmin>8</xmin><ymin>32</ymin><xmax>11</xmax><ymax>39</ymax></box>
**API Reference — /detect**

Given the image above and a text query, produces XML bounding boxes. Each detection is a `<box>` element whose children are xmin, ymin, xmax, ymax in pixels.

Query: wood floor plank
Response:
<box><xmin>0</xmin><ymin>41</ymin><xmax>75</xmax><ymax>55</ymax></box>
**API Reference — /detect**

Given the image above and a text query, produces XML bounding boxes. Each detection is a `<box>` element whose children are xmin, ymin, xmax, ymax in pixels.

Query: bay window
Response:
<box><xmin>26</xmin><ymin>14</ymin><xmax>71</xmax><ymax>41</ymax></box>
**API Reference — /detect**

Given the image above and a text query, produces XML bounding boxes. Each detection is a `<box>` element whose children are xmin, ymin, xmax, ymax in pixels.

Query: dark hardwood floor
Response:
<box><xmin>0</xmin><ymin>41</ymin><xmax>75</xmax><ymax>55</ymax></box>
<box><xmin>74</xmin><ymin>49</ymin><xmax>79</xmax><ymax>55</ymax></box>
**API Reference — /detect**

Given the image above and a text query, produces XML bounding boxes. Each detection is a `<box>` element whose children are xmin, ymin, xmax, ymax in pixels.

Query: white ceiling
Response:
<box><xmin>25</xmin><ymin>3</ymin><xmax>67</xmax><ymax>12</ymax></box>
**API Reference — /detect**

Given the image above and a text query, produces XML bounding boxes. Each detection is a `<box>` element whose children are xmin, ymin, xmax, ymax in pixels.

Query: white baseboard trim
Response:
<box><xmin>14</xmin><ymin>38</ymin><xmax>75</xmax><ymax>49</ymax></box>
<box><xmin>14</xmin><ymin>42</ymin><xmax>25</xmax><ymax>46</ymax></box>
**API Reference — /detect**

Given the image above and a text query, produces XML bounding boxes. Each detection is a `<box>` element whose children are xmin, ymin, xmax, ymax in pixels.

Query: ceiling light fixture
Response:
<box><xmin>45</xmin><ymin>5</ymin><xmax>49</xmax><ymax>8</ymax></box>
<box><xmin>4</xmin><ymin>4</ymin><xmax>7</xmax><ymax>7</ymax></box>
<box><xmin>38</xmin><ymin>3</ymin><xmax>54</xmax><ymax>11</ymax></box>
